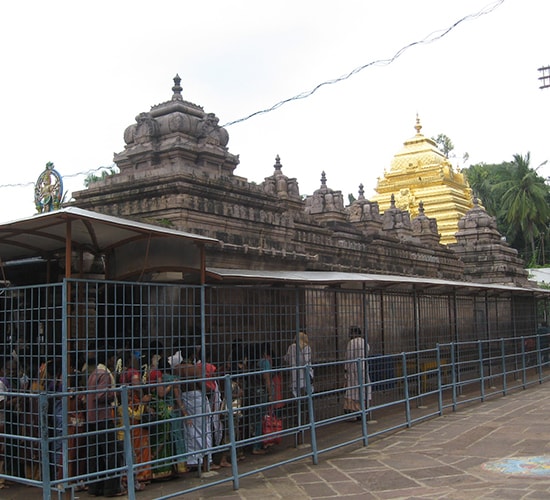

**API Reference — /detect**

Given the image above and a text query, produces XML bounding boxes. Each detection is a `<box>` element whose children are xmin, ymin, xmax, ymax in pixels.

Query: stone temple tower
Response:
<box><xmin>372</xmin><ymin>116</ymin><xmax>473</xmax><ymax>245</ymax></box>
<box><xmin>71</xmin><ymin>75</ymin><xmax>526</xmax><ymax>285</ymax></box>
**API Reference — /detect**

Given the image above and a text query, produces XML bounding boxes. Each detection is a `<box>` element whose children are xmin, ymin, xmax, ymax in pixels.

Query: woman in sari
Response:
<box><xmin>173</xmin><ymin>347</ymin><xmax>218</xmax><ymax>472</ymax></box>
<box><xmin>123</xmin><ymin>373</ymin><xmax>152</xmax><ymax>489</ymax></box>
<box><xmin>148</xmin><ymin>358</ymin><xmax>188</xmax><ymax>479</ymax></box>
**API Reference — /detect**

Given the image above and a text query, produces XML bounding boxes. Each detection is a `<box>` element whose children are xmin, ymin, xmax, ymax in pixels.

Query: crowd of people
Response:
<box><xmin>0</xmin><ymin>327</ymin><xmax>376</xmax><ymax>496</ymax></box>
<box><xmin>76</xmin><ymin>340</ymin><xmax>293</xmax><ymax>496</ymax></box>
<box><xmin>0</xmin><ymin>339</ymin><xmax>292</xmax><ymax>496</ymax></box>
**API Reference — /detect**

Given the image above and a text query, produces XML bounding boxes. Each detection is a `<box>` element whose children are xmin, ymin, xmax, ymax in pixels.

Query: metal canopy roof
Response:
<box><xmin>207</xmin><ymin>268</ymin><xmax>549</xmax><ymax>297</ymax></box>
<box><xmin>0</xmin><ymin>207</ymin><xmax>219</xmax><ymax>280</ymax></box>
<box><xmin>0</xmin><ymin>209</ymin><xmax>544</xmax><ymax>296</ymax></box>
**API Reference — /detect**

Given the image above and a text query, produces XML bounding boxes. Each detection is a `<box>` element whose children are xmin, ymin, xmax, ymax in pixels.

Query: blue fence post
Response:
<box><xmin>478</xmin><ymin>340</ymin><xmax>485</xmax><ymax>402</ymax></box>
<box><xmin>119</xmin><ymin>386</ymin><xmax>136</xmax><ymax>500</ymax></box>
<box><xmin>521</xmin><ymin>336</ymin><xmax>528</xmax><ymax>388</ymax></box>
<box><xmin>305</xmin><ymin>363</ymin><xmax>319</xmax><ymax>465</ymax></box>
<box><xmin>500</xmin><ymin>338</ymin><xmax>507</xmax><ymax>395</ymax></box>
<box><xmin>436</xmin><ymin>345</ymin><xmax>443</xmax><ymax>416</ymax></box>
<box><xmin>224</xmin><ymin>375</ymin><xmax>240</xmax><ymax>491</ymax></box>
<box><xmin>402</xmin><ymin>353</ymin><xmax>411</xmax><ymax>427</ymax></box>
<box><xmin>451</xmin><ymin>342</ymin><xmax>457</xmax><ymax>411</ymax></box>
<box><xmin>357</xmin><ymin>358</ymin><xmax>368</xmax><ymax>447</ymax></box>
<box><xmin>536</xmin><ymin>334</ymin><xmax>543</xmax><ymax>383</ymax></box>
<box><xmin>39</xmin><ymin>392</ymin><xmax>52</xmax><ymax>499</ymax></box>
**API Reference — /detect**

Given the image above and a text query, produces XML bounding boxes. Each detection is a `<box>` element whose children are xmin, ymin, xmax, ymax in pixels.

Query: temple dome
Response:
<box><xmin>122</xmin><ymin>74</ymin><xmax>229</xmax><ymax>148</ymax></box>
<box><xmin>389</xmin><ymin>116</ymin><xmax>449</xmax><ymax>172</ymax></box>
<box><xmin>372</xmin><ymin>116</ymin><xmax>473</xmax><ymax>245</ymax></box>
<box><xmin>261</xmin><ymin>155</ymin><xmax>301</xmax><ymax>201</ymax></box>
<box><xmin>304</xmin><ymin>171</ymin><xmax>345</xmax><ymax>215</ymax></box>
<box><xmin>115</xmin><ymin>74</ymin><xmax>238</xmax><ymax>178</ymax></box>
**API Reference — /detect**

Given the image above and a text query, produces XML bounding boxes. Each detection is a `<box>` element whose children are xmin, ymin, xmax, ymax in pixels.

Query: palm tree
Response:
<box><xmin>497</xmin><ymin>153</ymin><xmax>550</xmax><ymax>265</ymax></box>
<box><xmin>464</xmin><ymin>163</ymin><xmax>501</xmax><ymax>216</ymax></box>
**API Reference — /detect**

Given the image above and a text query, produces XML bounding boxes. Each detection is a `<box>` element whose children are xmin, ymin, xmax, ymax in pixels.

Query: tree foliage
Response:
<box><xmin>463</xmin><ymin>153</ymin><xmax>550</xmax><ymax>266</ymax></box>
<box><xmin>432</xmin><ymin>133</ymin><xmax>454</xmax><ymax>157</ymax></box>
<box><xmin>84</xmin><ymin>166</ymin><xmax>119</xmax><ymax>188</ymax></box>
<box><xmin>432</xmin><ymin>133</ymin><xmax>469</xmax><ymax>164</ymax></box>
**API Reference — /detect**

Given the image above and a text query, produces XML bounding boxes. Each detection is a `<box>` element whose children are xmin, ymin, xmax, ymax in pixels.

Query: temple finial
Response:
<box><xmin>415</xmin><ymin>113</ymin><xmax>422</xmax><ymax>135</ymax></box>
<box><xmin>172</xmin><ymin>74</ymin><xmax>183</xmax><ymax>101</ymax></box>
<box><xmin>320</xmin><ymin>171</ymin><xmax>327</xmax><ymax>187</ymax></box>
<box><xmin>358</xmin><ymin>183</ymin><xmax>365</xmax><ymax>200</ymax></box>
<box><xmin>390</xmin><ymin>193</ymin><xmax>396</xmax><ymax>209</ymax></box>
<box><xmin>274</xmin><ymin>154</ymin><xmax>282</xmax><ymax>171</ymax></box>
<box><xmin>418</xmin><ymin>200</ymin><xmax>425</xmax><ymax>215</ymax></box>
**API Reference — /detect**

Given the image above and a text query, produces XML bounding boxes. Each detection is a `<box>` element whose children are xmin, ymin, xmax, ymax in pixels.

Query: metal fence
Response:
<box><xmin>0</xmin><ymin>278</ymin><xmax>549</xmax><ymax>499</ymax></box>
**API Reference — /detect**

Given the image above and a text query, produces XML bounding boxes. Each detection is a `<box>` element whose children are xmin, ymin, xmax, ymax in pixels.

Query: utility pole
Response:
<box><xmin>538</xmin><ymin>66</ymin><xmax>550</xmax><ymax>265</ymax></box>
<box><xmin>538</xmin><ymin>65</ymin><xmax>550</xmax><ymax>89</ymax></box>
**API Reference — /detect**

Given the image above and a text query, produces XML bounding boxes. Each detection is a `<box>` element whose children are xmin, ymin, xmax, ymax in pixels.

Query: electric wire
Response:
<box><xmin>221</xmin><ymin>0</ymin><xmax>505</xmax><ymax>128</ymax></box>
<box><xmin>0</xmin><ymin>0</ymin><xmax>505</xmax><ymax>192</ymax></box>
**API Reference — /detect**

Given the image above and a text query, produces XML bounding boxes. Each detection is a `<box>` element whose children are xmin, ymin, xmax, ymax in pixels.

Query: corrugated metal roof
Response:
<box><xmin>0</xmin><ymin>207</ymin><xmax>218</xmax><ymax>263</ymax></box>
<box><xmin>207</xmin><ymin>268</ymin><xmax>549</xmax><ymax>296</ymax></box>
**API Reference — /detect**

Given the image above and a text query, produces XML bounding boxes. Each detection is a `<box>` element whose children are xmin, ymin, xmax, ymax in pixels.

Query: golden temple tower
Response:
<box><xmin>372</xmin><ymin>116</ymin><xmax>473</xmax><ymax>245</ymax></box>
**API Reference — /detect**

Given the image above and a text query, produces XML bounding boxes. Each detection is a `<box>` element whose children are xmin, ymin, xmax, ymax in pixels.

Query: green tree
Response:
<box><xmin>464</xmin><ymin>155</ymin><xmax>550</xmax><ymax>265</ymax></box>
<box><xmin>464</xmin><ymin>161</ymin><xmax>511</xmax><ymax>217</ymax></box>
<box><xmin>497</xmin><ymin>153</ymin><xmax>550</xmax><ymax>266</ymax></box>
<box><xmin>432</xmin><ymin>133</ymin><xmax>454</xmax><ymax>157</ymax></box>
<box><xmin>432</xmin><ymin>133</ymin><xmax>469</xmax><ymax>164</ymax></box>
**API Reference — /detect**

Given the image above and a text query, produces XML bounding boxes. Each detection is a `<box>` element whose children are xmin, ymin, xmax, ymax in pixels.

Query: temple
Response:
<box><xmin>71</xmin><ymin>75</ymin><xmax>529</xmax><ymax>287</ymax></box>
<box><xmin>372</xmin><ymin>115</ymin><xmax>473</xmax><ymax>245</ymax></box>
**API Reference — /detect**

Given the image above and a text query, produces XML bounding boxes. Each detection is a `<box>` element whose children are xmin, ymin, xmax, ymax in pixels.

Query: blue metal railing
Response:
<box><xmin>1</xmin><ymin>334</ymin><xmax>549</xmax><ymax>500</ymax></box>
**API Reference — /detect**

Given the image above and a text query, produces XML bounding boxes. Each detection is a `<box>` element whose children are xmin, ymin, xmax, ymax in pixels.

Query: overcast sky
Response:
<box><xmin>1</xmin><ymin>0</ymin><xmax>548</xmax><ymax>223</ymax></box>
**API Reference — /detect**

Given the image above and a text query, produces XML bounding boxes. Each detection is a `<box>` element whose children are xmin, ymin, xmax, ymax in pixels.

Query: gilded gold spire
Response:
<box><xmin>415</xmin><ymin>114</ymin><xmax>422</xmax><ymax>135</ymax></box>
<box><xmin>372</xmin><ymin>117</ymin><xmax>474</xmax><ymax>245</ymax></box>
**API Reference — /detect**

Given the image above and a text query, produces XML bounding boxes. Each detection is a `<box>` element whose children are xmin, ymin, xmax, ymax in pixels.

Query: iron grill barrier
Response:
<box><xmin>0</xmin><ymin>278</ymin><xmax>548</xmax><ymax>499</ymax></box>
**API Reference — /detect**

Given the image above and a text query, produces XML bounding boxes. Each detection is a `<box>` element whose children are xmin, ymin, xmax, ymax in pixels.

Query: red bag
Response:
<box><xmin>271</xmin><ymin>373</ymin><xmax>285</xmax><ymax>410</ymax></box>
<box><xmin>262</xmin><ymin>412</ymin><xmax>283</xmax><ymax>446</ymax></box>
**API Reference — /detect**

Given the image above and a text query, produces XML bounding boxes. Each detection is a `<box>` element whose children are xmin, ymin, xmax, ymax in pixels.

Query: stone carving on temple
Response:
<box><xmin>411</xmin><ymin>201</ymin><xmax>441</xmax><ymax>245</ymax></box>
<box><xmin>381</xmin><ymin>194</ymin><xmax>413</xmax><ymax>241</ymax></box>
<box><xmin>348</xmin><ymin>184</ymin><xmax>383</xmax><ymax>237</ymax></box>
<box><xmin>262</xmin><ymin>155</ymin><xmax>301</xmax><ymax>201</ymax></box>
<box><xmin>304</xmin><ymin>171</ymin><xmax>345</xmax><ymax>215</ymax></box>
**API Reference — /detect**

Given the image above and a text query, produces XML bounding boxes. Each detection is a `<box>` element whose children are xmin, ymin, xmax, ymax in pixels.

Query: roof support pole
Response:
<box><xmin>200</xmin><ymin>244</ymin><xmax>206</xmax><ymax>284</ymax></box>
<box><xmin>65</xmin><ymin>219</ymin><xmax>72</xmax><ymax>279</ymax></box>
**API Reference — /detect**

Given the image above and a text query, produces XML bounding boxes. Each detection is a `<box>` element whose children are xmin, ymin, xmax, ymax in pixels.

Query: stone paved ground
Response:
<box><xmin>6</xmin><ymin>382</ymin><xmax>550</xmax><ymax>499</ymax></box>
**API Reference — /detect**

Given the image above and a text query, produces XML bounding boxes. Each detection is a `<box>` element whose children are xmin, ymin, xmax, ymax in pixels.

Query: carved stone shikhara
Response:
<box><xmin>72</xmin><ymin>76</ymin><xmax>528</xmax><ymax>286</ymax></box>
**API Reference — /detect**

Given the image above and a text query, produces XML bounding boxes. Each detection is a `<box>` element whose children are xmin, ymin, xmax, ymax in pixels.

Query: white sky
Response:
<box><xmin>1</xmin><ymin>0</ymin><xmax>549</xmax><ymax>223</ymax></box>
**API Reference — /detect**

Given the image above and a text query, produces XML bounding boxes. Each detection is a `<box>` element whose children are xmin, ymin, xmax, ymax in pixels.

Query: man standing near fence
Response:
<box><xmin>284</xmin><ymin>332</ymin><xmax>313</xmax><ymax>429</ymax></box>
<box><xmin>343</xmin><ymin>326</ymin><xmax>372</xmax><ymax>421</ymax></box>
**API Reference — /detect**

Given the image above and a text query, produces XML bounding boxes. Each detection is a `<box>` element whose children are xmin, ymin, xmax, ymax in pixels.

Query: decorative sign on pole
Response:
<box><xmin>34</xmin><ymin>162</ymin><xmax>64</xmax><ymax>213</ymax></box>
